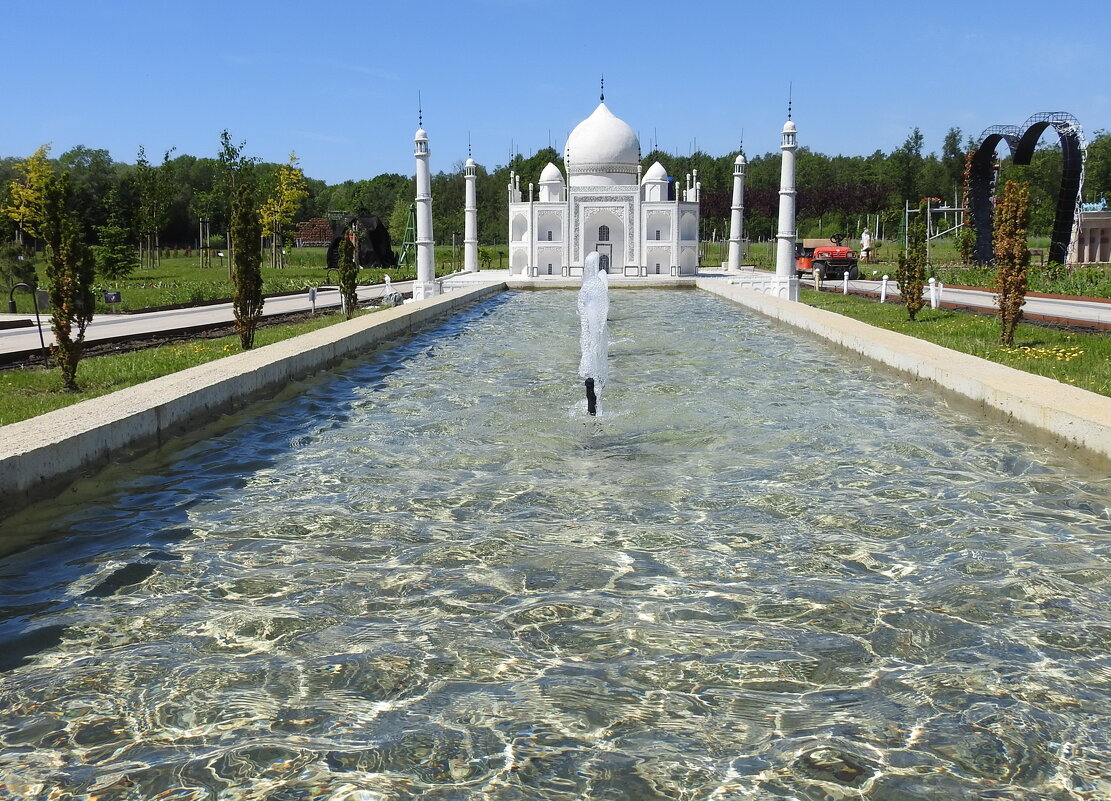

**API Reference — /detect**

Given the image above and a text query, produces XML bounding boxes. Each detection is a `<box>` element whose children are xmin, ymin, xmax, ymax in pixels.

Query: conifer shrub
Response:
<box><xmin>43</xmin><ymin>173</ymin><xmax>96</xmax><ymax>391</ymax></box>
<box><xmin>897</xmin><ymin>199</ymin><xmax>928</xmax><ymax>321</ymax></box>
<box><xmin>338</xmin><ymin>234</ymin><xmax>358</xmax><ymax>318</ymax></box>
<box><xmin>993</xmin><ymin>180</ymin><xmax>1030</xmax><ymax>346</ymax></box>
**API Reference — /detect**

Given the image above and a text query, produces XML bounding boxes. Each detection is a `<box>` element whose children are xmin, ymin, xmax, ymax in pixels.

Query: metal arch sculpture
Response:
<box><xmin>969</xmin><ymin>112</ymin><xmax>1086</xmax><ymax>265</ymax></box>
<box><xmin>326</xmin><ymin>213</ymin><xmax>398</xmax><ymax>272</ymax></box>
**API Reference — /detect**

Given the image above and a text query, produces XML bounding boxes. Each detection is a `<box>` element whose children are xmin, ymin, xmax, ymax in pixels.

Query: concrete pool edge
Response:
<box><xmin>698</xmin><ymin>278</ymin><xmax>1111</xmax><ymax>464</ymax></box>
<box><xmin>0</xmin><ymin>283</ymin><xmax>505</xmax><ymax>521</ymax></box>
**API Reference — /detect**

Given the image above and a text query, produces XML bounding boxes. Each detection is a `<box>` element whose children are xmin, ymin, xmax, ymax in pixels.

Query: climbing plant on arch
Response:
<box><xmin>968</xmin><ymin>112</ymin><xmax>1085</xmax><ymax>265</ymax></box>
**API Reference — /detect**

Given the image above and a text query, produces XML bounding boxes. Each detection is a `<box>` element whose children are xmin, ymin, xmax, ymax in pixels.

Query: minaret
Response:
<box><xmin>727</xmin><ymin>153</ymin><xmax>746</xmax><ymax>271</ymax></box>
<box><xmin>414</xmin><ymin>107</ymin><xmax>437</xmax><ymax>299</ymax></box>
<box><xmin>464</xmin><ymin>145</ymin><xmax>478</xmax><ymax>273</ymax></box>
<box><xmin>775</xmin><ymin>116</ymin><xmax>799</xmax><ymax>298</ymax></box>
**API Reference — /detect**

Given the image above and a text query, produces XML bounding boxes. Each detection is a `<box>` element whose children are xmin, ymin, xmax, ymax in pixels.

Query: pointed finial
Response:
<box><xmin>418</xmin><ymin>91</ymin><xmax>423</xmax><ymax>127</ymax></box>
<box><xmin>600</xmin><ymin>75</ymin><xmax>605</xmax><ymax>102</ymax></box>
<box><xmin>468</xmin><ymin>131</ymin><xmax>472</xmax><ymax>158</ymax></box>
<box><xmin>787</xmin><ymin>83</ymin><xmax>792</xmax><ymax>121</ymax></box>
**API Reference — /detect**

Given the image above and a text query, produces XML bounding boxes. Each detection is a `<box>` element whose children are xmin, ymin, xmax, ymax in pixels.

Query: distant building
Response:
<box><xmin>507</xmin><ymin>101</ymin><xmax>700</xmax><ymax>277</ymax></box>
<box><xmin>1070</xmin><ymin>210</ymin><xmax>1111</xmax><ymax>264</ymax></box>
<box><xmin>295</xmin><ymin>218</ymin><xmax>334</xmax><ymax>247</ymax></box>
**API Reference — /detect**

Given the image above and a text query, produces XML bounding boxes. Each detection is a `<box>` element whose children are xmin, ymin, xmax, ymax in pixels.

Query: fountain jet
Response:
<box><xmin>578</xmin><ymin>251</ymin><xmax>609</xmax><ymax>415</ymax></box>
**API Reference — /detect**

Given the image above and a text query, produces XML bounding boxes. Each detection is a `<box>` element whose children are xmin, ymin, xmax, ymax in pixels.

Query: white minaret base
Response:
<box><xmin>413</xmin><ymin>280</ymin><xmax>439</xmax><ymax>301</ymax></box>
<box><xmin>729</xmin><ymin>273</ymin><xmax>799</xmax><ymax>300</ymax></box>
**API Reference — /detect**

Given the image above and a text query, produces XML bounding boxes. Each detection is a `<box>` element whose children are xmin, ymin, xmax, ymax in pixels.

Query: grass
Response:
<box><xmin>801</xmin><ymin>288</ymin><xmax>1111</xmax><ymax>397</ymax></box>
<box><xmin>746</xmin><ymin>235</ymin><xmax>1111</xmax><ymax>299</ymax></box>
<box><xmin>0</xmin><ymin>309</ymin><xmax>368</xmax><ymax>426</ymax></box>
<box><xmin>4</xmin><ymin>249</ymin><xmax>1107</xmax><ymax>427</ymax></box>
<box><xmin>6</xmin><ymin>245</ymin><xmax>512</xmax><ymax>314</ymax></box>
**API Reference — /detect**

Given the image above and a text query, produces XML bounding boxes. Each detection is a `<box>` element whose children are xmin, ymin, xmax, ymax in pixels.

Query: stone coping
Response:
<box><xmin>697</xmin><ymin>279</ymin><xmax>1111</xmax><ymax>465</ymax></box>
<box><xmin>504</xmin><ymin>276</ymin><xmax>697</xmax><ymax>290</ymax></box>
<box><xmin>3</xmin><ymin>277</ymin><xmax>1108</xmax><ymax>530</ymax></box>
<box><xmin>0</xmin><ymin>284</ymin><xmax>503</xmax><ymax>520</ymax></box>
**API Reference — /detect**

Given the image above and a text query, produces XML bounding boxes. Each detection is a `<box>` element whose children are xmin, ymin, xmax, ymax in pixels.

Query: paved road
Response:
<box><xmin>0</xmin><ymin>281</ymin><xmax>413</xmax><ymax>359</ymax></box>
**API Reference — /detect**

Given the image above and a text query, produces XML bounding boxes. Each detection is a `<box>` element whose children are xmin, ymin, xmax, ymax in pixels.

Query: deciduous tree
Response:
<box><xmin>993</xmin><ymin>180</ymin><xmax>1030</xmax><ymax>346</ymax></box>
<box><xmin>3</xmin><ymin>144</ymin><xmax>52</xmax><ymax>251</ymax></box>
<box><xmin>135</xmin><ymin>146</ymin><xmax>176</xmax><ymax>268</ymax></box>
<box><xmin>259</xmin><ymin>152</ymin><xmax>308</xmax><ymax>269</ymax></box>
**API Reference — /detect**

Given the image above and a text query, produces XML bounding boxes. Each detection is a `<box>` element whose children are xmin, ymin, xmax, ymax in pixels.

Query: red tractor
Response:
<box><xmin>795</xmin><ymin>235</ymin><xmax>859</xmax><ymax>280</ymax></box>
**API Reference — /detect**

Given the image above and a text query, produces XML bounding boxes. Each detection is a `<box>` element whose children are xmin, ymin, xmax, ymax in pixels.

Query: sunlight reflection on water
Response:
<box><xmin>1</xmin><ymin>289</ymin><xmax>1109</xmax><ymax>800</ymax></box>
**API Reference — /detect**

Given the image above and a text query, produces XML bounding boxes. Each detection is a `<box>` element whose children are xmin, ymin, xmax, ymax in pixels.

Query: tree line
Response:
<box><xmin>1</xmin><ymin>131</ymin><xmax>312</xmax><ymax>390</ymax></box>
<box><xmin>4</xmin><ymin>126</ymin><xmax>1110</xmax><ymax>275</ymax></box>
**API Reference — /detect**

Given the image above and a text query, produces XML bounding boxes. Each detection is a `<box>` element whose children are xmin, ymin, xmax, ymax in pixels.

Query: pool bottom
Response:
<box><xmin>1</xmin><ymin>289</ymin><xmax>1109</xmax><ymax>800</ymax></box>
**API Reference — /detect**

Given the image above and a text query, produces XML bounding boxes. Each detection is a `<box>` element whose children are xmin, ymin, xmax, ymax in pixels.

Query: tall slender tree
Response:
<box><xmin>135</xmin><ymin>146</ymin><xmax>175</xmax><ymax>269</ymax></box>
<box><xmin>42</xmin><ymin>172</ymin><xmax>96</xmax><ymax>390</ymax></box>
<box><xmin>896</xmin><ymin>199</ymin><xmax>928</xmax><ymax>320</ymax></box>
<box><xmin>94</xmin><ymin>187</ymin><xmax>137</xmax><ymax>282</ymax></box>
<box><xmin>955</xmin><ymin>150</ymin><xmax>977</xmax><ymax>266</ymax></box>
<box><xmin>338</xmin><ymin>226</ymin><xmax>358</xmax><ymax>318</ymax></box>
<box><xmin>259</xmin><ymin>152</ymin><xmax>308</xmax><ymax>269</ymax></box>
<box><xmin>220</xmin><ymin>131</ymin><xmax>264</xmax><ymax>349</ymax></box>
<box><xmin>993</xmin><ymin>180</ymin><xmax>1030</xmax><ymax>346</ymax></box>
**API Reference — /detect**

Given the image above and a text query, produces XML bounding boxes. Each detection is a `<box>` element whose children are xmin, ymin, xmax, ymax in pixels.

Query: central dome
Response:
<box><xmin>564</xmin><ymin>102</ymin><xmax>640</xmax><ymax>186</ymax></box>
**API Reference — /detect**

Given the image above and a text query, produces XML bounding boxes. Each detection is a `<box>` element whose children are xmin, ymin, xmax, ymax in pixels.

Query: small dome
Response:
<box><xmin>642</xmin><ymin>161</ymin><xmax>668</xmax><ymax>182</ymax></box>
<box><xmin>734</xmin><ymin>153</ymin><xmax>746</xmax><ymax>164</ymax></box>
<box><xmin>564</xmin><ymin>102</ymin><xmax>640</xmax><ymax>182</ymax></box>
<box><xmin>539</xmin><ymin>162</ymin><xmax>563</xmax><ymax>183</ymax></box>
<box><xmin>414</xmin><ymin>127</ymin><xmax>428</xmax><ymax>141</ymax></box>
<box><xmin>465</xmin><ymin>156</ymin><xmax>475</xmax><ymax>167</ymax></box>
<box><xmin>782</xmin><ymin>120</ymin><xmax>796</xmax><ymax>134</ymax></box>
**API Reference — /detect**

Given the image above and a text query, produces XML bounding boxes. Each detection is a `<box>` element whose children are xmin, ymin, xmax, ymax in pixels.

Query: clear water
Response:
<box><xmin>2</xmin><ymin>289</ymin><xmax>1110</xmax><ymax>800</ymax></box>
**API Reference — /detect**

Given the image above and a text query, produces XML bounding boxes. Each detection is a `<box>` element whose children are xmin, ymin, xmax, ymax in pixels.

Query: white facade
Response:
<box><xmin>1068</xmin><ymin>210</ymin><xmax>1111</xmax><ymax>264</ymax></box>
<box><xmin>508</xmin><ymin>102</ymin><xmax>700</xmax><ymax>277</ymax></box>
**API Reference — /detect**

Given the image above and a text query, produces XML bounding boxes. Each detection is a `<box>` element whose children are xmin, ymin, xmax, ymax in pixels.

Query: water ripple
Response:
<box><xmin>1</xmin><ymin>290</ymin><xmax>1109</xmax><ymax>799</ymax></box>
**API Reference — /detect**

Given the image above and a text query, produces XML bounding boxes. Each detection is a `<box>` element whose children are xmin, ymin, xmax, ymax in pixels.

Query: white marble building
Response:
<box><xmin>1069</xmin><ymin>210</ymin><xmax>1111</xmax><ymax>264</ymax></box>
<box><xmin>507</xmin><ymin>102</ymin><xmax>700</xmax><ymax>277</ymax></box>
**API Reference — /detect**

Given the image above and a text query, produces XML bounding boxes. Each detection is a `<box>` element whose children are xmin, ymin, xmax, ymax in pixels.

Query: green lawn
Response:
<box><xmin>744</xmin><ymin>235</ymin><xmax>1111</xmax><ymax>299</ymax></box>
<box><xmin>4</xmin><ymin>253</ymin><xmax>1108</xmax><ymax>428</ymax></box>
<box><xmin>6</xmin><ymin>245</ymin><xmax>511</xmax><ymax>314</ymax></box>
<box><xmin>801</xmin><ymin>288</ymin><xmax>1111</xmax><ymax>397</ymax></box>
<box><xmin>0</xmin><ymin>310</ymin><xmax>368</xmax><ymax>426</ymax></box>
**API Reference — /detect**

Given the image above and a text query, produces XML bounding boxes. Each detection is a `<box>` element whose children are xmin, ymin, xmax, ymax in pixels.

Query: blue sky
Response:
<box><xmin>3</xmin><ymin>0</ymin><xmax>1108</xmax><ymax>184</ymax></box>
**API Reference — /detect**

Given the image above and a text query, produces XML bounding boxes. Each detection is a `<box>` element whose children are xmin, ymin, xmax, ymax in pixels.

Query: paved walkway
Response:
<box><xmin>0</xmin><ymin>282</ymin><xmax>413</xmax><ymax>360</ymax></box>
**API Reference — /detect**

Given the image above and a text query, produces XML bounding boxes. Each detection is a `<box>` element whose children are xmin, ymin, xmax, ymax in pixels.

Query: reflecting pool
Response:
<box><xmin>1</xmin><ymin>289</ymin><xmax>1109</xmax><ymax>800</ymax></box>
